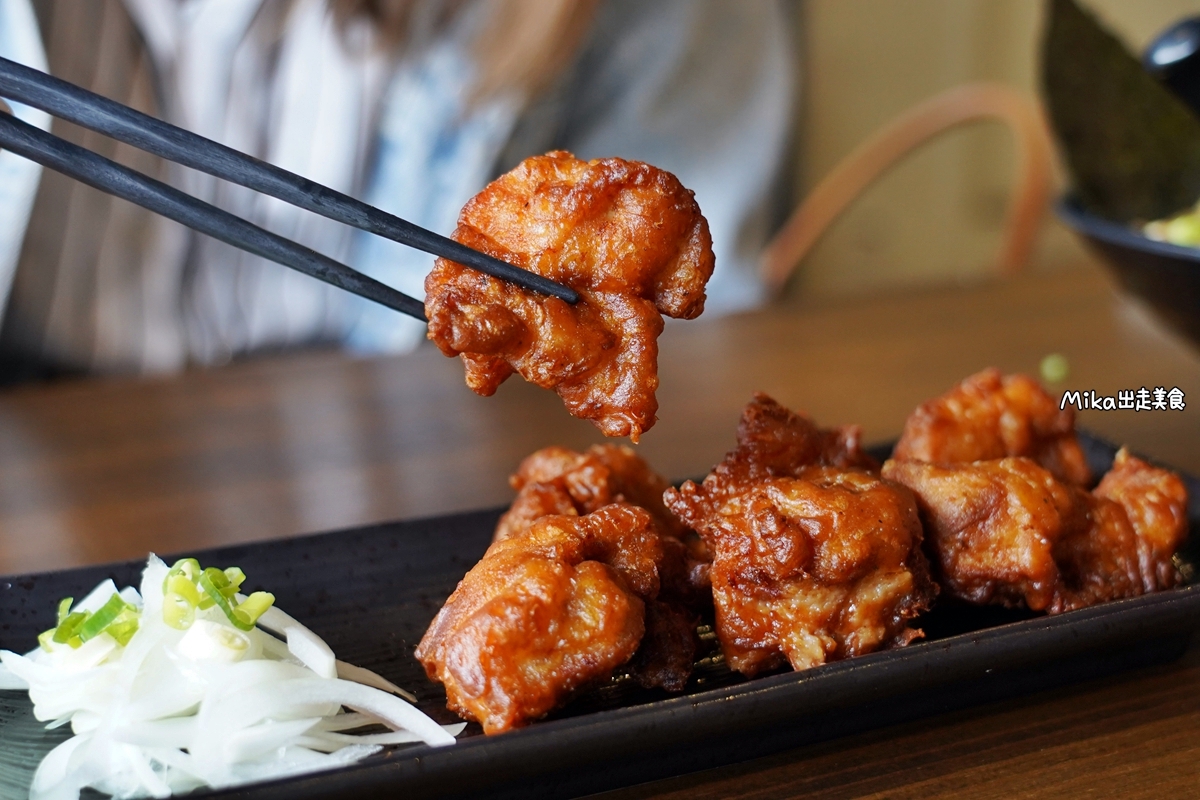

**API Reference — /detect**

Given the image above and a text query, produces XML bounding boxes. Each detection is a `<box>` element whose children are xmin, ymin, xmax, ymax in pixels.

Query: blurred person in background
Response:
<box><xmin>0</xmin><ymin>0</ymin><xmax>796</xmax><ymax>382</ymax></box>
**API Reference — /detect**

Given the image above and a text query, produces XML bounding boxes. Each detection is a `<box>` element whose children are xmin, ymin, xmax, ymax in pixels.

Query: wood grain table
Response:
<box><xmin>1</xmin><ymin>263</ymin><xmax>1199</xmax><ymax>797</ymax></box>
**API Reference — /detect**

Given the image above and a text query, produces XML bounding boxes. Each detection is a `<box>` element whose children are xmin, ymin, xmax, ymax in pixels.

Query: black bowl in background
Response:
<box><xmin>1056</xmin><ymin>196</ymin><xmax>1200</xmax><ymax>348</ymax></box>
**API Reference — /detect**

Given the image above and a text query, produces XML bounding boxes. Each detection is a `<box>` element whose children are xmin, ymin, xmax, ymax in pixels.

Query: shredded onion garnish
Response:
<box><xmin>0</xmin><ymin>555</ymin><xmax>461</xmax><ymax>800</ymax></box>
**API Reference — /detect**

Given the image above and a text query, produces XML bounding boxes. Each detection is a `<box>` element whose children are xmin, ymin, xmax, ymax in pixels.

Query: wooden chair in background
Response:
<box><xmin>760</xmin><ymin>82</ymin><xmax>1057</xmax><ymax>295</ymax></box>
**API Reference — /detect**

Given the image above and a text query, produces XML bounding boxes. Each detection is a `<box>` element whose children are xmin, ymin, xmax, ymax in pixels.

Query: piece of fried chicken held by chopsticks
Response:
<box><xmin>893</xmin><ymin>368</ymin><xmax>1093</xmax><ymax>485</ymax></box>
<box><xmin>664</xmin><ymin>394</ymin><xmax>935</xmax><ymax>677</ymax></box>
<box><xmin>416</xmin><ymin>503</ymin><xmax>688</xmax><ymax>734</ymax></box>
<box><xmin>424</xmin><ymin>151</ymin><xmax>715</xmax><ymax>442</ymax></box>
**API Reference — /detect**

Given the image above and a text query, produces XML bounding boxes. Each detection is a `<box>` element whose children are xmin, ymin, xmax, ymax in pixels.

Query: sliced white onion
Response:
<box><xmin>298</xmin><ymin>721</ymin><xmax>467</xmax><ymax>751</ymax></box>
<box><xmin>6</xmin><ymin>557</ymin><xmax>459</xmax><ymax>800</ymax></box>
<box><xmin>335</xmin><ymin>660</ymin><xmax>418</xmax><ymax>702</ymax></box>
<box><xmin>254</xmin><ymin>604</ymin><xmax>337</xmax><ymax>679</ymax></box>
<box><xmin>110</xmin><ymin>718</ymin><xmax>197</xmax><ymax>751</ymax></box>
<box><xmin>177</xmin><ymin>620</ymin><xmax>251</xmax><ymax>663</ymax></box>
<box><xmin>224</xmin><ymin>718</ymin><xmax>324</xmax><ymax>764</ymax></box>
<box><xmin>0</xmin><ymin>659</ymin><xmax>29</xmax><ymax>690</ymax></box>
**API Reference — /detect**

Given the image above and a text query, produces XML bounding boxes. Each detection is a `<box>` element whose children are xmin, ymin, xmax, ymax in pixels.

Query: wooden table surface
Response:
<box><xmin>1</xmin><ymin>263</ymin><xmax>1199</xmax><ymax>797</ymax></box>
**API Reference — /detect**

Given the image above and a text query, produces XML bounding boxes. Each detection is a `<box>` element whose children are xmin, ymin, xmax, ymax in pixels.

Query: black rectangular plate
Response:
<box><xmin>2</xmin><ymin>434</ymin><xmax>1198</xmax><ymax>800</ymax></box>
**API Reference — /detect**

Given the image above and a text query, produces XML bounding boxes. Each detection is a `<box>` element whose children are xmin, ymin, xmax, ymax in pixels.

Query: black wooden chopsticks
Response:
<box><xmin>0</xmin><ymin>57</ymin><xmax>579</xmax><ymax>321</ymax></box>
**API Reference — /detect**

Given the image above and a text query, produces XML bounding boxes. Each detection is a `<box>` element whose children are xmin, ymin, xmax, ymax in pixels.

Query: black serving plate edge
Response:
<box><xmin>206</xmin><ymin>586</ymin><xmax>1199</xmax><ymax>800</ymax></box>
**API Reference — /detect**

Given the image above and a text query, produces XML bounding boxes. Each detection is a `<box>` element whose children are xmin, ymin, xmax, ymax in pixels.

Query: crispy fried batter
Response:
<box><xmin>882</xmin><ymin>458</ymin><xmax>1077</xmax><ymax>611</ymax></box>
<box><xmin>667</xmin><ymin>466</ymin><xmax>934</xmax><ymax>677</ymax></box>
<box><xmin>665</xmin><ymin>395</ymin><xmax>933</xmax><ymax>677</ymax></box>
<box><xmin>705</xmin><ymin>393</ymin><xmax>879</xmax><ymax>490</ymax></box>
<box><xmin>882</xmin><ymin>456</ymin><xmax>1168</xmax><ymax>613</ymax></box>
<box><xmin>1095</xmin><ymin>447</ymin><xmax>1189</xmax><ymax>592</ymax></box>
<box><xmin>424</xmin><ymin>151</ymin><xmax>715</xmax><ymax>441</ymax></box>
<box><xmin>893</xmin><ymin>368</ymin><xmax>1092</xmax><ymax>485</ymax></box>
<box><xmin>492</xmin><ymin>444</ymin><xmax>705</xmax><ymax>691</ymax></box>
<box><xmin>416</xmin><ymin>503</ymin><xmax>689</xmax><ymax>733</ymax></box>
<box><xmin>495</xmin><ymin>444</ymin><xmax>687</xmax><ymax>543</ymax></box>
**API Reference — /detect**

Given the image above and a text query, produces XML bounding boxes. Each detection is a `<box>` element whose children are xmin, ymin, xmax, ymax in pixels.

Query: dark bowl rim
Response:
<box><xmin>1055</xmin><ymin>194</ymin><xmax>1200</xmax><ymax>265</ymax></box>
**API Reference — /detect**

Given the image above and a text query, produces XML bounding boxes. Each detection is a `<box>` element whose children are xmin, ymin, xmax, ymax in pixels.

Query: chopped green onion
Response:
<box><xmin>48</xmin><ymin>591</ymin><xmax>141</xmax><ymax>649</ymax></box>
<box><xmin>158</xmin><ymin>559</ymin><xmax>272</xmax><ymax>632</ymax></box>
<box><xmin>163</xmin><ymin>592</ymin><xmax>195</xmax><ymax>630</ymax></box>
<box><xmin>165</xmin><ymin>574</ymin><xmax>201</xmax><ymax>607</ymax></box>
<box><xmin>223</xmin><ymin>567</ymin><xmax>246</xmax><ymax>594</ymax></box>
<box><xmin>78</xmin><ymin>594</ymin><xmax>131</xmax><ymax>643</ymax></box>
<box><xmin>169</xmin><ymin>558</ymin><xmax>201</xmax><ymax>582</ymax></box>
<box><xmin>107</xmin><ymin>615</ymin><xmax>139</xmax><ymax>647</ymax></box>
<box><xmin>198</xmin><ymin>568</ymin><xmax>248</xmax><ymax>630</ymax></box>
<box><xmin>232</xmin><ymin>592</ymin><xmax>275</xmax><ymax>629</ymax></box>
<box><xmin>1039</xmin><ymin>353</ymin><xmax>1070</xmax><ymax>384</ymax></box>
<box><xmin>1165</xmin><ymin>213</ymin><xmax>1200</xmax><ymax>246</ymax></box>
<box><xmin>53</xmin><ymin>612</ymin><xmax>87</xmax><ymax>647</ymax></box>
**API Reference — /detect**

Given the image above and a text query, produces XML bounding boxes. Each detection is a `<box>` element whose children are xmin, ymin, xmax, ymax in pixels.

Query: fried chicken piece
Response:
<box><xmin>416</xmin><ymin>503</ymin><xmax>684</xmax><ymax>734</ymax></box>
<box><xmin>1095</xmin><ymin>447</ymin><xmax>1189</xmax><ymax>592</ymax></box>
<box><xmin>1057</xmin><ymin>492</ymin><xmax>1145</xmax><ymax>609</ymax></box>
<box><xmin>667</xmin><ymin>466</ymin><xmax>934</xmax><ymax>677</ymax></box>
<box><xmin>893</xmin><ymin>368</ymin><xmax>1092</xmax><ymax>485</ymax></box>
<box><xmin>882</xmin><ymin>457</ymin><xmax>1155</xmax><ymax>613</ymax></box>
<box><xmin>495</xmin><ymin>442</ymin><xmax>709</xmax><ymax>596</ymax></box>
<box><xmin>664</xmin><ymin>394</ymin><xmax>932</xmax><ymax>677</ymax></box>
<box><xmin>882</xmin><ymin>458</ymin><xmax>1077</xmax><ymax>611</ymax></box>
<box><xmin>495</xmin><ymin>444</ymin><xmax>687</xmax><ymax>543</ymax></box>
<box><xmin>493</xmin><ymin>444</ymin><xmax>705</xmax><ymax>690</ymax></box>
<box><xmin>425</xmin><ymin>151</ymin><xmax>715</xmax><ymax>442</ymax></box>
<box><xmin>706</xmin><ymin>393</ymin><xmax>879</xmax><ymax>491</ymax></box>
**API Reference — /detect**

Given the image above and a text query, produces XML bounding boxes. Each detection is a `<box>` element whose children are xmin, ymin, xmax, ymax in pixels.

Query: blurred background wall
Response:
<box><xmin>789</xmin><ymin>0</ymin><xmax>1200</xmax><ymax>300</ymax></box>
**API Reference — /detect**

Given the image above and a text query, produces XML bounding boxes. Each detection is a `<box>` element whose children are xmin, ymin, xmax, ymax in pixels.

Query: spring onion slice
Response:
<box><xmin>0</xmin><ymin>554</ymin><xmax>460</xmax><ymax>800</ymax></box>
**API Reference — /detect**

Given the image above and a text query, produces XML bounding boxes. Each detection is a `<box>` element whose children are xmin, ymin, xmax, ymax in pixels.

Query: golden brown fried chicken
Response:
<box><xmin>882</xmin><ymin>454</ymin><xmax>1187</xmax><ymax>613</ymax></box>
<box><xmin>882</xmin><ymin>458</ymin><xmax>1079</xmax><ymax>611</ymax></box>
<box><xmin>416</xmin><ymin>503</ymin><xmax>687</xmax><ymax>734</ymax></box>
<box><xmin>1056</xmin><ymin>492</ymin><xmax>1144</xmax><ymax>609</ymax></box>
<box><xmin>496</xmin><ymin>442</ymin><xmax>710</xmax><ymax>599</ymax></box>
<box><xmin>425</xmin><ymin>151</ymin><xmax>715</xmax><ymax>441</ymax></box>
<box><xmin>665</xmin><ymin>394</ymin><xmax>933</xmax><ymax>677</ymax></box>
<box><xmin>667</xmin><ymin>466</ymin><xmax>934</xmax><ymax>677</ymax></box>
<box><xmin>495</xmin><ymin>444</ymin><xmax>687</xmax><ymax>543</ymax></box>
<box><xmin>1095</xmin><ymin>447</ymin><xmax>1189</xmax><ymax>592</ymax></box>
<box><xmin>493</xmin><ymin>444</ymin><xmax>706</xmax><ymax>690</ymax></box>
<box><xmin>893</xmin><ymin>368</ymin><xmax>1092</xmax><ymax>485</ymax></box>
<box><xmin>705</xmin><ymin>393</ymin><xmax>879</xmax><ymax>490</ymax></box>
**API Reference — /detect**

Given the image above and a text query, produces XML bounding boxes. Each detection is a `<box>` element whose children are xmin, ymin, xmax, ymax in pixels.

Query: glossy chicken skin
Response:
<box><xmin>883</xmin><ymin>453</ymin><xmax>1187</xmax><ymax>613</ymax></box>
<box><xmin>893</xmin><ymin>368</ymin><xmax>1092</xmax><ymax>485</ymax></box>
<box><xmin>416</xmin><ymin>504</ymin><xmax>683</xmax><ymax>734</ymax></box>
<box><xmin>700</xmin><ymin>393</ymin><xmax>879</xmax><ymax>491</ymax></box>
<box><xmin>424</xmin><ymin>151</ymin><xmax>714</xmax><ymax>441</ymax></box>
<box><xmin>1095</xmin><ymin>447</ymin><xmax>1189</xmax><ymax>592</ymax></box>
<box><xmin>665</xmin><ymin>394</ymin><xmax>934</xmax><ymax>677</ymax></box>
<box><xmin>495</xmin><ymin>444</ymin><xmax>687</xmax><ymax>543</ymax></box>
<box><xmin>496</xmin><ymin>442</ymin><xmax>709</xmax><ymax>601</ymax></box>
<box><xmin>668</xmin><ymin>466</ymin><xmax>934</xmax><ymax>676</ymax></box>
<box><xmin>493</xmin><ymin>444</ymin><xmax>705</xmax><ymax>690</ymax></box>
